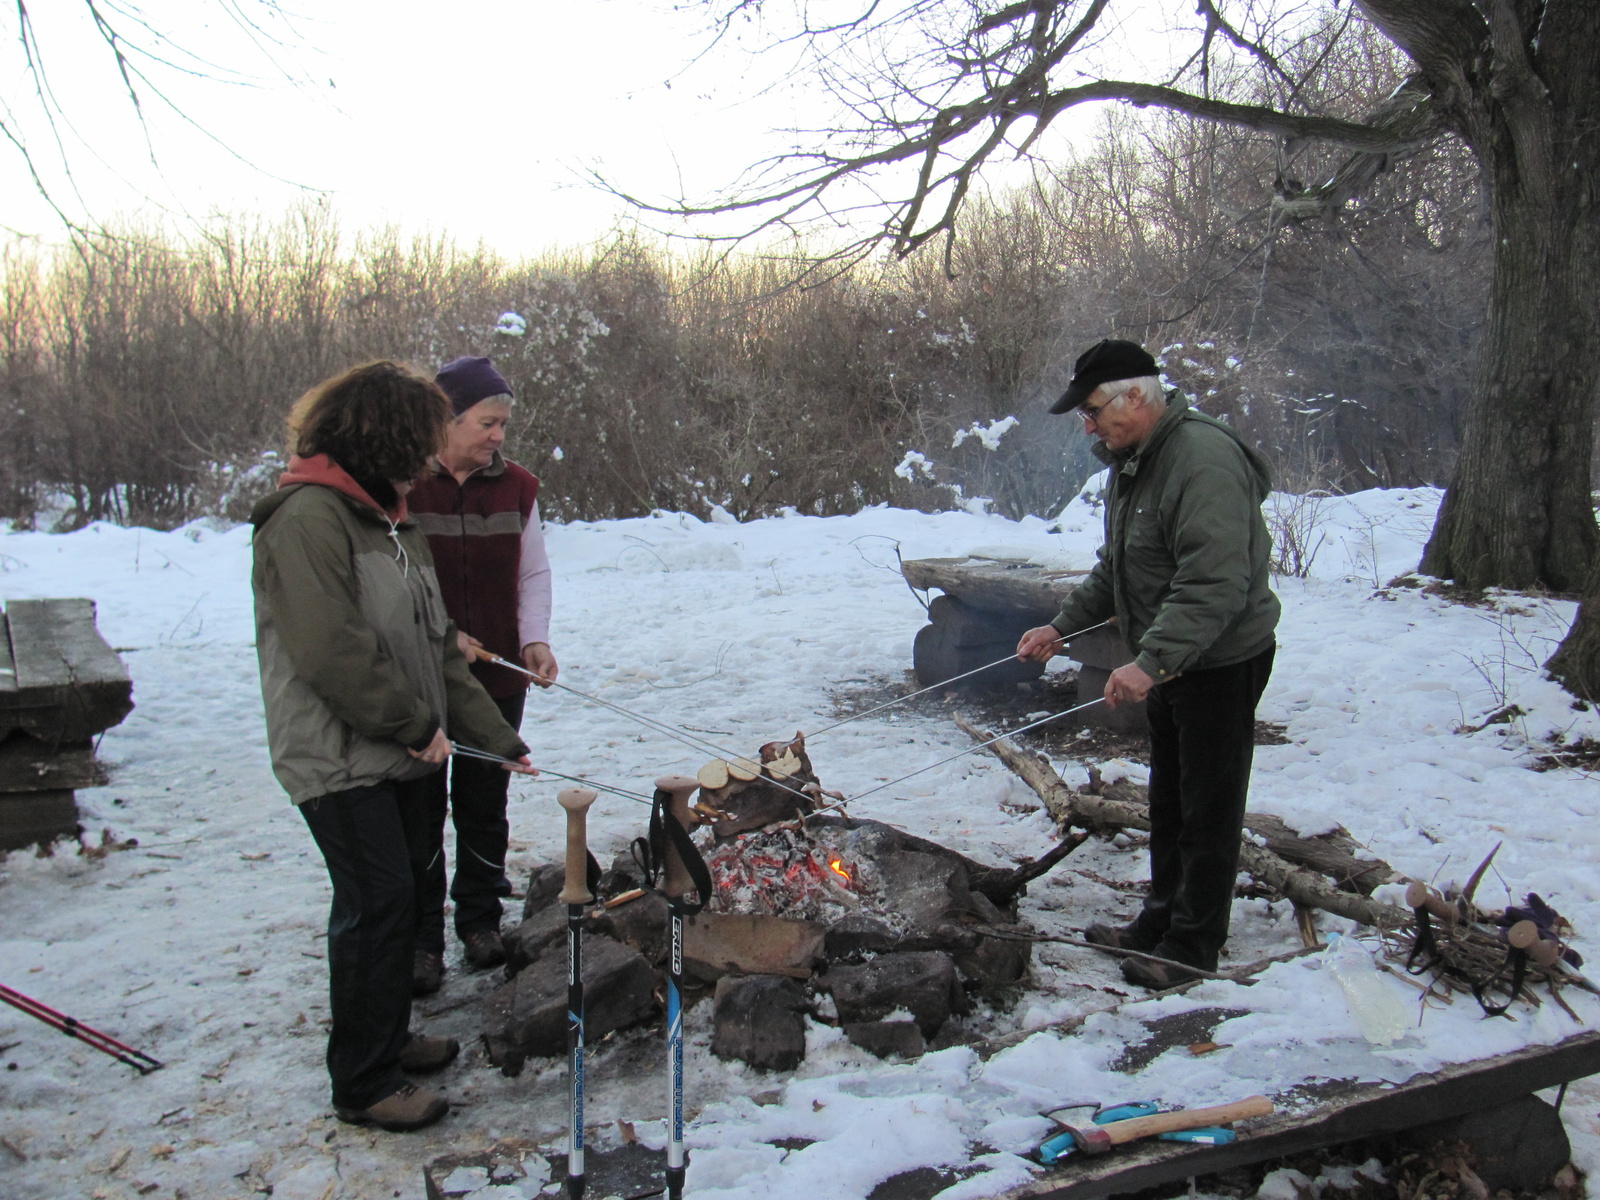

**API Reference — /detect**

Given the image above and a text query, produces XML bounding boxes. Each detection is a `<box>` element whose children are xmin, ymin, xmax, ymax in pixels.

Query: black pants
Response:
<box><xmin>401</xmin><ymin>691</ymin><xmax>525</xmax><ymax>954</ymax></box>
<box><xmin>299</xmin><ymin>780</ymin><xmax>429</xmax><ymax>1110</ymax></box>
<box><xmin>1132</xmin><ymin>644</ymin><xmax>1275</xmax><ymax>971</ymax></box>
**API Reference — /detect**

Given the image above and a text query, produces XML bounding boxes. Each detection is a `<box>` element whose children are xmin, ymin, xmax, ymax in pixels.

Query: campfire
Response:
<box><xmin>482</xmin><ymin>732</ymin><xmax>1081</xmax><ymax>1075</ymax></box>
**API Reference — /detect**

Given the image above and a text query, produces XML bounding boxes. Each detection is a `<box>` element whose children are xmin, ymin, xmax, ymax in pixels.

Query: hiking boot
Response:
<box><xmin>1120</xmin><ymin>948</ymin><xmax>1207</xmax><ymax>990</ymax></box>
<box><xmin>1083</xmin><ymin>922</ymin><xmax>1159</xmax><ymax>953</ymax></box>
<box><xmin>461</xmin><ymin>928</ymin><xmax>506</xmax><ymax>970</ymax></box>
<box><xmin>334</xmin><ymin>1083</ymin><xmax>448</xmax><ymax>1132</ymax></box>
<box><xmin>412</xmin><ymin>949</ymin><xmax>444</xmax><ymax>997</ymax></box>
<box><xmin>398</xmin><ymin>1032</ymin><xmax>459</xmax><ymax>1074</ymax></box>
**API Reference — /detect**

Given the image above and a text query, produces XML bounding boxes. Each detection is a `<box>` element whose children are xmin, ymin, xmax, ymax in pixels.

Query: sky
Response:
<box><xmin>1</xmin><ymin>0</ymin><xmax>822</xmax><ymax>256</ymax></box>
<box><xmin>0</xmin><ymin>0</ymin><xmax>1119</xmax><ymax>260</ymax></box>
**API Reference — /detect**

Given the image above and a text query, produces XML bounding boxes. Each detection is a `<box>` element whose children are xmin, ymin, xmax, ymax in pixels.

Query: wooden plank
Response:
<box><xmin>902</xmin><ymin>557</ymin><xmax>1087</xmax><ymax>622</ymax></box>
<box><xmin>0</xmin><ymin>611</ymin><xmax>16</xmax><ymax>695</ymax></box>
<box><xmin>0</xmin><ymin>737</ymin><xmax>108</xmax><ymax>792</ymax></box>
<box><xmin>996</xmin><ymin>1030</ymin><xmax>1600</xmax><ymax>1200</ymax></box>
<box><xmin>7</xmin><ymin>598</ymin><xmax>129</xmax><ymax>689</ymax></box>
<box><xmin>0</xmin><ymin>599</ymin><xmax>133</xmax><ymax>742</ymax></box>
<box><xmin>0</xmin><ymin>788</ymin><xmax>79</xmax><ymax>851</ymax></box>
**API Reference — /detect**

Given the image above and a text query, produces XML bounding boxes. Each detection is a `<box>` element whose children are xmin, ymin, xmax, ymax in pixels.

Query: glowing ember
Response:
<box><xmin>828</xmin><ymin>858</ymin><xmax>850</xmax><ymax>883</ymax></box>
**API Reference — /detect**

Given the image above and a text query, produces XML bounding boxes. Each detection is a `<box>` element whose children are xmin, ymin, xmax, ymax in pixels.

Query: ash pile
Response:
<box><xmin>482</xmin><ymin>733</ymin><xmax>1062</xmax><ymax>1074</ymax></box>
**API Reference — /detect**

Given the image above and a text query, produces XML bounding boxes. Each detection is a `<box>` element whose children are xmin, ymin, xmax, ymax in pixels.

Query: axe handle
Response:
<box><xmin>1101</xmin><ymin>1096</ymin><xmax>1273</xmax><ymax>1145</ymax></box>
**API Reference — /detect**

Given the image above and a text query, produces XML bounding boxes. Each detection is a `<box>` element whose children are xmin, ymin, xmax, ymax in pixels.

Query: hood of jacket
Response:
<box><xmin>1093</xmin><ymin>391</ymin><xmax>1273</xmax><ymax>500</ymax></box>
<box><xmin>251</xmin><ymin>454</ymin><xmax>409</xmax><ymax>529</ymax></box>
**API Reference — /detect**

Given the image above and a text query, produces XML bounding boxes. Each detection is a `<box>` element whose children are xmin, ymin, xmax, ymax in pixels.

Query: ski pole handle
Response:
<box><xmin>558</xmin><ymin>788</ymin><xmax>598</xmax><ymax>905</ymax></box>
<box><xmin>655</xmin><ymin>775</ymin><xmax>699</xmax><ymax>898</ymax></box>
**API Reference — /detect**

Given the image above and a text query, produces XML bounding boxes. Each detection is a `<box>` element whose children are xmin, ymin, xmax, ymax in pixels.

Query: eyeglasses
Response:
<box><xmin>1078</xmin><ymin>398</ymin><xmax>1113</xmax><ymax>426</ymax></box>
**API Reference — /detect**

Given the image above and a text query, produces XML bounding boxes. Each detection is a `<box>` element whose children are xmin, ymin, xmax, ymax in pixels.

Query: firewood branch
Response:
<box><xmin>953</xmin><ymin>716</ymin><xmax>1410</xmax><ymax>931</ymax></box>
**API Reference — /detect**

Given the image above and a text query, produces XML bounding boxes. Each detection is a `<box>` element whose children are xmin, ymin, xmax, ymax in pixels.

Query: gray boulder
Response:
<box><xmin>482</xmin><ymin>934</ymin><xmax>656</xmax><ymax>1076</ymax></box>
<box><xmin>710</xmin><ymin>975</ymin><xmax>808</xmax><ymax>1071</ymax></box>
<box><xmin>824</xmin><ymin>950</ymin><xmax>963</xmax><ymax>1039</ymax></box>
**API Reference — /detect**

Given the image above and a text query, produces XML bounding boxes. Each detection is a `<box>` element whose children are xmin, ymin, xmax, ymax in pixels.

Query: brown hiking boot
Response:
<box><xmin>398</xmin><ymin>1032</ymin><xmax>459</xmax><ymax>1074</ymax></box>
<box><xmin>412</xmin><ymin>949</ymin><xmax>444</xmax><ymax>997</ymax></box>
<box><xmin>1121</xmin><ymin>954</ymin><xmax>1205</xmax><ymax>990</ymax></box>
<box><xmin>334</xmin><ymin>1083</ymin><xmax>448</xmax><ymax>1132</ymax></box>
<box><xmin>1083</xmin><ymin>922</ymin><xmax>1159</xmax><ymax>954</ymax></box>
<box><xmin>461</xmin><ymin>929</ymin><xmax>506</xmax><ymax>970</ymax></box>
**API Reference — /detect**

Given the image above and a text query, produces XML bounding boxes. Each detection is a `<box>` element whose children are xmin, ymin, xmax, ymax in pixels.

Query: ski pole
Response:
<box><xmin>655</xmin><ymin>774</ymin><xmax>701</xmax><ymax>1200</ymax></box>
<box><xmin>0</xmin><ymin>982</ymin><xmax>164</xmax><ymax>1074</ymax></box>
<box><xmin>557</xmin><ymin>787</ymin><xmax>598</xmax><ymax>1200</ymax></box>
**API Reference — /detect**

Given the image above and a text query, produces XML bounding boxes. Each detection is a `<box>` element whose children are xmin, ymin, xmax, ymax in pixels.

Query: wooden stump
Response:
<box><xmin>912</xmin><ymin>594</ymin><xmax>1044</xmax><ymax>688</ymax></box>
<box><xmin>901</xmin><ymin>557</ymin><xmax>1146</xmax><ymax>728</ymax></box>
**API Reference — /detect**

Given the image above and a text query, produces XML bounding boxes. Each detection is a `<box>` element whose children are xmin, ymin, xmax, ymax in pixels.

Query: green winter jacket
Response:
<box><xmin>1051</xmin><ymin>392</ymin><xmax>1280</xmax><ymax>683</ymax></box>
<box><xmin>251</xmin><ymin>458</ymin><xmax>528</xmax><ymax>805</ymax></box>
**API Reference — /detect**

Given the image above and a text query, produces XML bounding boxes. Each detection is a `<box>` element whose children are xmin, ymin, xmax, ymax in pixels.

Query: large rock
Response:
<box><xmin>876</xmin><ymin>851</ymin><xmax>971</xmax><ymax>940</ymax></box>
<box><xmin>1403</xmin><ymin>1094</ymin><xmax>1570</xmax><ymax>1192</ymax></box>
<box><xmin>843</xmin><ymin>1020</ymin><xmax>925</xmax><ymax>1060</ymax></box>
<box><xmin>823</xmin><ymin>951</ymin><xmax>963</xmax><ymax>1039</ymax></box>
<box><xmin>683</xmin><ymin>912</ymin><xmax>825</xmax><ymax>982</ymax></box>
<box><xmin>710</xmin><ymin>975</ymin><xmax>808</xmax><ymax>1071</ymax></box>
<box><xmin>503</xmin><ymin>904</ymin><xmax>566</xmax><ymax>977</ymax></box>
<box><xmin>824</xmin><ymin>913</ymin><xmax>899</xmax><ymax>960</ymax></box>
<box><xmin>482</xmin><ymin>935</ymin><xmax>656</xmax><ymax>1076</ymax></box>
<box><xmin>594</xmin><ymin>890</ymin><xmax>670</xmax><ymax>965</ymax></box>
<box><xmin>520</xmin><ymin>863</ymin><xmax>565</xmax><ymax>922</ymax></box>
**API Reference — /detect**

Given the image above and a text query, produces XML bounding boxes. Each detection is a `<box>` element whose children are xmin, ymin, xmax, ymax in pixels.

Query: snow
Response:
<box><xmin>3</xmin><ymin>490</ymin><xmax>1600</xmax><ymax>1199</ymax></box>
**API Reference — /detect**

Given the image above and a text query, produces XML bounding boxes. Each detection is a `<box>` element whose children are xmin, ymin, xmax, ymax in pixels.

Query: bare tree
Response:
<box><xmin>2</xmin><ymin>1</ymin><xmax>312</xmax><ymax>229</ymax></box>
<box><xmin>624</xmin><ymin>0</ymin><xmax>1600</xmax><ymax>689</ymax></box>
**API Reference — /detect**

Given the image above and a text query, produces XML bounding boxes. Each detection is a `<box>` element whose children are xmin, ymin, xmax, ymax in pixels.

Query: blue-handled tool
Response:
<box><xmin>1037</xmin><ymin>1102</ymin><xmax>1159</xmax><ymax>1164</ymax></box>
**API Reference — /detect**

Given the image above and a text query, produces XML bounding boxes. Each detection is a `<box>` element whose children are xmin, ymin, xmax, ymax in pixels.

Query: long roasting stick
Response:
<box><xmin>557</xmin><ymin>787</ymin><xmax>598</xmax><ymax>1200</ymax></box>
<box><xmin>655</xmin><ymin>774</ymin><xmax>701</xmax><ymax>1200</ymax></box>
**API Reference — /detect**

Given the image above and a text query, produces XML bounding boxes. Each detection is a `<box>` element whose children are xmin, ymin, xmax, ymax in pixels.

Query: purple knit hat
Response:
<box><xmin>435</xmin><ymin>356</ymin><xmax>513</xmax><ymax>415</ymax></box>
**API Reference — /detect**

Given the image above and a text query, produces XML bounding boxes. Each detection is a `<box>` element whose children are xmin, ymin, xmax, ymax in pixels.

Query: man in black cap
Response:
<box><xmin>1017</xmin><ymin>339</ymin><xmax>1280</xmax><ymax>987</ymax></box>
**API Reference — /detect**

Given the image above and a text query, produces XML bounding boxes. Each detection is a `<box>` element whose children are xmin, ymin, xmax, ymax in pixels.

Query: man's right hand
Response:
<box><xmin>1017</xmin><ymin>625</ymin><xmax>1065</xmax><ymax>663</ymax></box>
<box><xmin>456</xmin><ymin>630</ymin><xmax>485</xmax><ymax>660</ymax></box>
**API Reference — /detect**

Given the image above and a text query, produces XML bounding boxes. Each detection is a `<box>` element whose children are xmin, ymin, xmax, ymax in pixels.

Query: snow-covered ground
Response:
<box><xmin>2</xmin><ymin>487</ymin><xmax>1599</xmax><ymax>1200</ymax></box>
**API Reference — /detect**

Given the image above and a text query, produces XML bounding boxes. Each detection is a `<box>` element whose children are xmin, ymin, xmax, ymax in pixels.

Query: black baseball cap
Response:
<box><xmin>1050</xmin><ymin>339</ymin><xmax>1159</xmax><ymax>414</ymax></box>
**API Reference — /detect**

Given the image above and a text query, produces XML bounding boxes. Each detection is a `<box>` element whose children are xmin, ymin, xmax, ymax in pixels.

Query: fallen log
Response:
<box><xmin>953</xmin><ymin>716</ymin><xmax>1409</xmax><ymax>931</ymax></box>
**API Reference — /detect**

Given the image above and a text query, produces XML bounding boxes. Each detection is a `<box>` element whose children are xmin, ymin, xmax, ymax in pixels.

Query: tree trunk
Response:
<box><xmin>1416</xmin><ymin>2</ymin><xmax>1600</xmax><ymax>594</ymax></box>
<box><xmin>1546</xmin><ymin>551</ymin><xmax>1600</xmax><ymax>702</ymax></box>
<box><xmin>1418</xmin><ymin>152</ymin><xmax>1600</xmax><ymax>591</ymax></box>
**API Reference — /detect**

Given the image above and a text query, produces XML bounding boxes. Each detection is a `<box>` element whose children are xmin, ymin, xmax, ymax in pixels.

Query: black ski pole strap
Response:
<box><xmin>647</xmin><ymin>786</ymin><xmax>713</xmax><ymax>916</ymax></box>
<box><xmin>1472</xmin><ymin>947</ymin><xmax>1528</xmax><ymax>1018</ymax></box>
<box><xmin>586</xmin><ymin>849</ymin><xmax>603</xmax><ymax>899</ymax></box>
<box><xmin>1406</xmin><ymin>908</ymin><xmax>1443</xmax><ymax>976</ymax></box>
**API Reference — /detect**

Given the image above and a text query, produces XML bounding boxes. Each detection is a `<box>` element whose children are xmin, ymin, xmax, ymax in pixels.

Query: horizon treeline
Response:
<box><xmin>0</xmin><ymin>48</ymin><xmax>1494</xmax><ymax>531</ymax></box>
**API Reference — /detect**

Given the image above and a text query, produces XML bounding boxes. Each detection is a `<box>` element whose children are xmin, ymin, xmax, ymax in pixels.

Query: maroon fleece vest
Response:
<box><xmin>409</xmin><ymin>455</ymin><xmax>540</xmax><ymax>699</ymax></box>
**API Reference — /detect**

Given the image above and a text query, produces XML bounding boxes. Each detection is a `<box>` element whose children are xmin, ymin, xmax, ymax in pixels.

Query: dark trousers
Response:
<box><xmin>299</xmin><ymin>780</ymin><xmax>429</xmax><ymax>1110</ymax></box>
<box><xmin>1132</xmin><ymin>644</ymin><xmax>1275</xmax><ymax>970</ymax></box>
<box><xmin>400</xmin><ymin>691</ymin><xmax>525</xmax><ymax>954</ymax></box>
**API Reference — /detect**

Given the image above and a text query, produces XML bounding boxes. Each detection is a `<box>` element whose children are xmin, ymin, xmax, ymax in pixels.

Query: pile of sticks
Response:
<box><xmin>958</xmin><ymin>719</ymin><xmax>1595</xmax><ymax>1018</ymax></box>
<box><xmin>1384</xmin><ymin>848</ymin><xmax>1596</xmax><ymax>1019</ymax></box>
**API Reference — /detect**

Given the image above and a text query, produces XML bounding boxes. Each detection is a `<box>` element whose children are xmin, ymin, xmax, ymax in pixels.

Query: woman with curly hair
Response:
<box><xmin>251</xmin><ymin>361</ymin><xmax>533</xmax><ymax>1131</ymax></box>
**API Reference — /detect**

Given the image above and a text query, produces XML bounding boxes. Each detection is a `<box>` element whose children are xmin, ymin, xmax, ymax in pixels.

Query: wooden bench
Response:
<box><xmin>0</xmin><ymin>599</ymin><xmax>133</xmax><ymax>850</ymax></box>
<box><xmin>901</xmin><ymin>556</ymin><xmax>1145</xmax><ymax>731</ymax></box>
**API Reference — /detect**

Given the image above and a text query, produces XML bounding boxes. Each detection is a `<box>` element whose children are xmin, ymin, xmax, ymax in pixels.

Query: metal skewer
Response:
<box><xmin>805</xmin><ymin>620</ymin><xmax>1108</xmax><ymax>739</ymax></box>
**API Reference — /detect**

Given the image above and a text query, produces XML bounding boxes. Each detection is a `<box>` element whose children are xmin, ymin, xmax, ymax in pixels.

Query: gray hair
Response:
<box><xmin>1093</xmin><ymin>375</ymin><xmax>1165</xmax><ymax>410</ymax></box>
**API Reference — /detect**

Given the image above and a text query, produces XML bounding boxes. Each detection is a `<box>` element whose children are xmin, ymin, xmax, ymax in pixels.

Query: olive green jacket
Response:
<box><xmin>1051</xmin><ymin>392</ymin><xmax>1280</xmax><ymax>683</ymax></box>
<box><xmin>252</xmin><ymin>478</ymin><xmax>528</xmax><ymax>805</ymax></box>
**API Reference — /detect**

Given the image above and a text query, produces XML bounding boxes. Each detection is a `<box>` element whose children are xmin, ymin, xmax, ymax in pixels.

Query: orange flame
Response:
<box><xmin>828</xmin><ymin>858</ymin><xmax>851</xmax><ymax>884</ymax></box>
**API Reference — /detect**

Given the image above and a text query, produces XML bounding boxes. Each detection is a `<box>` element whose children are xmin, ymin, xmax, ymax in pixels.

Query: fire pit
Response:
<box><xmin>482</xmin><ymin>734</ymin><xmax>1079</xmax><ymax>1074</ymax></box>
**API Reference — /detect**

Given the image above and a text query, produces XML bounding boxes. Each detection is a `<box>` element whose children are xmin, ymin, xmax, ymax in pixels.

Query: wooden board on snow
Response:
<box><xmin>995</xmin><ymin>1024</ymin><xmax>1600</xmax><ymax>1200</ymax></box>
